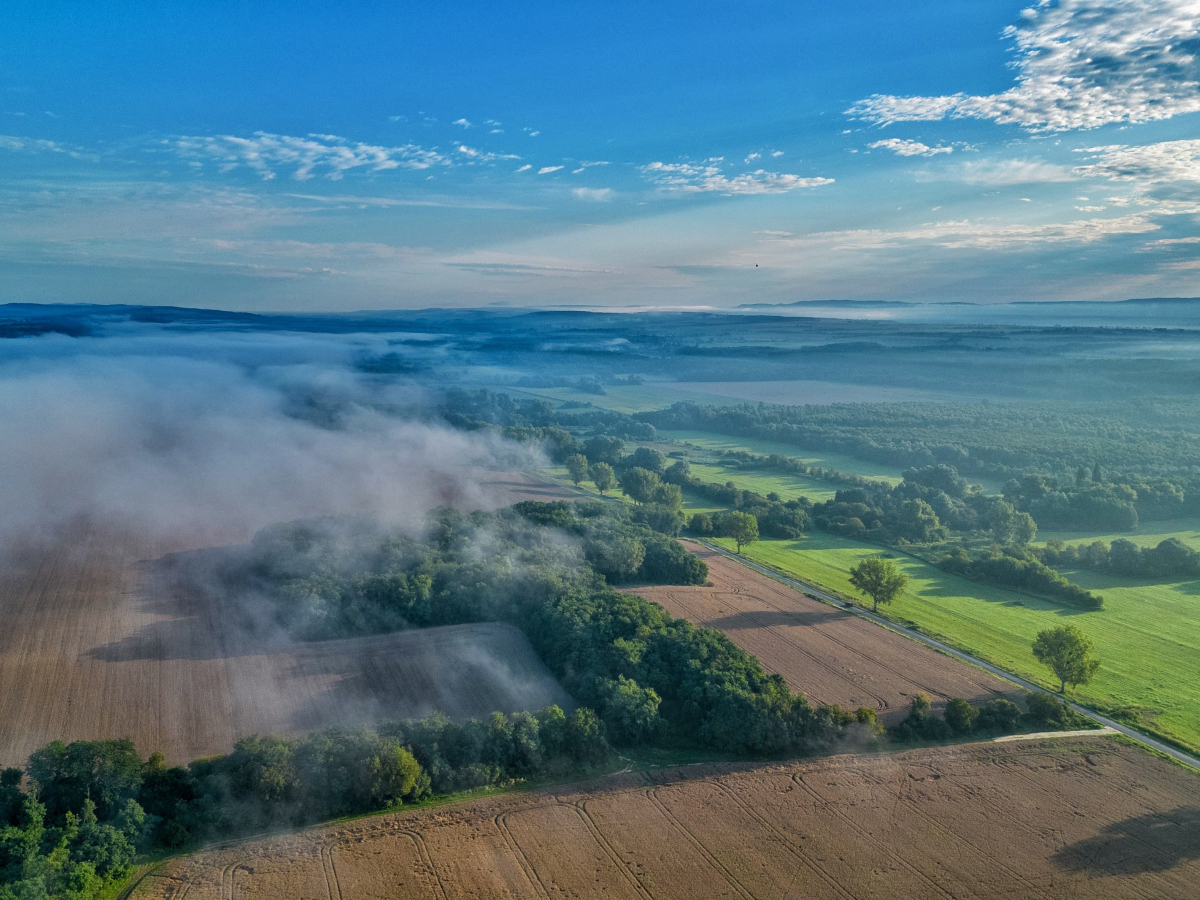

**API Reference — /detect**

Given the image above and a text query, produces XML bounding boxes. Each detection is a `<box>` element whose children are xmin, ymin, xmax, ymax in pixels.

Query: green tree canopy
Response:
<box><xmin>565</xmin><ymin>453</ymin><xmax>589</xmax><ymax>485</ymax></box>
<box><xmin>590</xmin><ymin>462</ymin><xmax>616</xmax><ymax>495</ymax></box>
<box><xmin>720</xmin><ymin>511</ymin><xmax>759</xmax><ymax>553</ymax></box>
<box><xmin>849</xmin><ymin>556</ymin><xmax>908</xmax><ymax>613</ymax></box>
<box><xmin>1032</xmin><ymin>624</ymin><xmax>1100</xmax><ymax>693</ymax></box>
<box><xmin>619</xmin><ymin>467</ymin><xmax>662</xmax><ymax>504</ymax></box>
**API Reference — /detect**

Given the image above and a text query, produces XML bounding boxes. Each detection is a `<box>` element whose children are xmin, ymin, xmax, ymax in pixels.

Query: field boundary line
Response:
<box><xmin>995</xmin><ymin>726</ymin><xmax>1118</xmax><ymax>742</ymax></box>
<box><xmin>696</xmin><ymin>539</ymin><xmax>1200</xmax><ymax>772</ymax></box>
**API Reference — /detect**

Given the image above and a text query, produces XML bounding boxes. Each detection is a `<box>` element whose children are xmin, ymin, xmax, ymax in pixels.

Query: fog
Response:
<box><xmin>0</xmin><ymin>324</ymin><xmax>536</xmax><ymax>552</ymax></box>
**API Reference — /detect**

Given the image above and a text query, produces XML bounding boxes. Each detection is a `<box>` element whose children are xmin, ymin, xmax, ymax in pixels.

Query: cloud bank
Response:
<box><xmin>641</xmin><ymin>161</ymin><xmax>833</xmax><ymax>194</ymax></box>
<box><xmin>848</xmin><ymin>0</ymin><xmax>1200</xmax><ymax>132</ymax></box>
<box><xmin>0</xmin><ymin>327</ymin><xmax>534</xmax><ymax>551</ymax></box>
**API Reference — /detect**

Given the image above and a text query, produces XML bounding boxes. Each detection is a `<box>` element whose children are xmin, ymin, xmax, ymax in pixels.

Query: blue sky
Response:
<box><xmin>3</xmin><ymin>0</ymin><xmax>1200</xmax><ymax>310</ymax></box>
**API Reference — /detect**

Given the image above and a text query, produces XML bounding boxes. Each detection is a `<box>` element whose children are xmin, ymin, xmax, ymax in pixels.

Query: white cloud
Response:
<box><xmin>771</xmin><ymin>150</ymin><xmax>784</xmax><ymax>157</ymax></box>
<box><xmin>935</xmin><ymin>158</ymin><xmax>1076</xmax><ymax>184</ymax></box>
<box><xmin>745</xmin><ymin>152</ymin><xmax>762</xmax><ymax>162</ymax></box>
<box><xmin>515</xmin><ymin>164</ymin><xmax>532</xmax><ymax>173</ymax></box>
<box><xmin>455</xmin><ymin>144</ymin><xmax>520</xmax><ymax>163</ymax></box>
<box><xmin>174</xmin><ymin>131</ymin><xmax>449</xmax><ymax>180</ymax></box>
<box><xmin>868</xmin><ymin>138</ymin><xmax>953</xmax><ymax>157</ymax></box>
<box><xmin>0</xmin><ymin>134</ymin><xmax>80</xmax><ymax>157</ymax></box>
<box><xmin>1073</xmin><ymin>139</ymin><xmax>1200</xmax><ymax>183</ymax></box>
<box><xmin>847</xmin><ymin>0</ymin><xmax>1200</xmax><ymax>132</ymax></box>
<box><xmin>453</xmin><ymin>118</ymin><xmax>472</xmax><ymax>128</ymax></box>
<box><xmin>640</xmin><ymin>161</ymin><xmax>833</xmax><ymax>194</ymax></box>
<box><xmin>537</xmin><ymin>165</ymin><xmax>563</xmax><ymax>174</ymax></box>
<box><xmin>572</xmin><ymin>187</ymin><xmax>613</xmax><ymax>201</ymax></box>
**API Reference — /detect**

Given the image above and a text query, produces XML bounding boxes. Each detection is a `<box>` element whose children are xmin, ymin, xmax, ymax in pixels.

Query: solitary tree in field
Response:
<box><xmin>565</xmin><ymin>454</ymin><xmax>589</xmax><ymax>486</ymax></box>
<box><xmin>849</xmin><ymin>556</ymin><xmax>908</xmax><ymax>613</ymax></box>
<box><xmin>722</xmin><ymin>511</ymin><xmax>759</xmax><ymax>554</ymax></box>
<box><xmin>1032</xmin><ymin>625</ymin><xmax>1100</xmax><ymax>694</ymax></box>
<box><xmin>590</xmin><ymin>462</ymin><xmax>616</xmax><ymax>496</ymax></box>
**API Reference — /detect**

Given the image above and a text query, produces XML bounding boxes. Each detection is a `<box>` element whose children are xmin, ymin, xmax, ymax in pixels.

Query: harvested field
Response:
<box><xmin>0</xmin><ymin>471</ymin><xmax>574</xmax><ymax>766</ymax></box>
<box><xmin>629</xmin><ymin>543</ymin><xmax>1020</xmax><ymax>723</ymax></box>
<box><xmin>131</xmin><ymin>737</ymin><xmax>1200</xmax><ymax>899</ymax></box>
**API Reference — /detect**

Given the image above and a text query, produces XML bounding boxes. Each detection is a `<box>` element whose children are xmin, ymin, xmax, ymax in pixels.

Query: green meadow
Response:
<box><xmin>709</xmin><ymin>532</ymin><xmax>1200</xmax><ymax>757</ymax></box>
<box><xmin>682</xmin><ymin>461</ymin><xmax>841</xmax><ymax>502</ymax></box>
<box><xmin>659</xmin><ymin>429</ymin><xmax>904</xmax><ymax>483</ymax></box>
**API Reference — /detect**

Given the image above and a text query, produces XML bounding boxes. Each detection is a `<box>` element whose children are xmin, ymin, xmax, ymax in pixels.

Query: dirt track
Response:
<box><xmin>131</xmin><ymin>737</ymin><xmax>1200</xmax><ymax>900</ymax></box>
<box><xmin>0</xmin><ymin>472</ymin><xmax>573</xmax><ymax>766</ymax></box>
<box><xmin>629</xmin><ymin>543</ymin><xmax>1021</xmax><ymax>723</ymax></box>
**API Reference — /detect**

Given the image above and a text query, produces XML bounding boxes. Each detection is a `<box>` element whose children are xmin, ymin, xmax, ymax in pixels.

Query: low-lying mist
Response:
<box><xmin>0</xmin><ymin>324</ymin><xmax>536</xmax><ymax>554</ymax></box>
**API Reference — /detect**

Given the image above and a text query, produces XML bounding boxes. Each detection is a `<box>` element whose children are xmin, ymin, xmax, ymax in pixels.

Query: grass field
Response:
<box><xmin>499</xmin><ymin>383</ymin><xmax>737</xmax><ymax>415</ymax></box>
<box><xmin>659</xmin><ymin>429</ymin><xmax>905</xmax><ymax>483</ymax></box>
<box><xmin>709</xmin><ymin>532</ymin><xmax>1200</xmax><ymax>756</ymax></box>
<box><xmin>683</xmin><ymin>460</ymin><xmax>842</xmax><ymax>502</ymax></box>
<box><xmin>1038</xmin><ymin>518</ymin><xmax>1200</xmax><ymax>548</ymax></box>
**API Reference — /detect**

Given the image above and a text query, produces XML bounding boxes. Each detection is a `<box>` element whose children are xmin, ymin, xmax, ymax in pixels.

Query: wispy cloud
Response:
<box><xmin>1074</xmin><ymin>140</ymin><xmax>1200</xmax><ymax>184</ymax></box>
<box><xmin>868</xmin><ymin>138</ymin><xmax>953</xmax><ymax>157</ymax></box>
<box><xmin>455</xmin><ymin>144</ymin><xmax>520</xmax><ymax>163</ymax></box>
<box><xmin>453</xmin><ymin>118</ymin><xmax>472</xmax><ymax>129</ymax></box>
<box><xmin>847</xmin><ymin>0</ymin><xmax>1200</xmax><ymax>132</ymax></box>
<box><xmin>932</xmin><ymin>158</ymin><xmax>1076</xmax><ymax>185</ymax></box>
<box><xmin>537</xmin><ymin>165</ymin><xmax>563</xmax><ymax>174</ymax></box>
<box><xmin>173</xmin><ymin>131</ymin><xmax>450</xmax><ymax>180</ymax></box>
<box><xmin>0</xmin><ymin>134</ymin><xmax>83</xmax><ymax>158</ymax></box>
<box><xmin>641</xmin><ymin>160</ymin><xmax>833</xmax><ymax>194</ymax></box>
<box><xmin>572</xmin><ymin>187</ymin><xmax>613</xmax><ymax>201</ymax></box>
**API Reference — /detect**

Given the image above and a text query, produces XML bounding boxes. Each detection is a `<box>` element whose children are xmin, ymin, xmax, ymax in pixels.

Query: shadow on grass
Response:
<box><xmin>1052</xmin><ymin>806</ymin><xmax>1200</xmax><ymax>875</ymax></box>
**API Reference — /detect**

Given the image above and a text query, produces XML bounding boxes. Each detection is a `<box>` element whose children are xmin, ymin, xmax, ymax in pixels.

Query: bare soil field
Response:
<box><xmin>629</xmin><ymin>543</ymin><xmax>1020</xmax><ymax>723</ymax></box>
<box><xmin>0</xmin><ymin>471</ymin><xmax>574</xmax><ymax>766</ymax></box>
<box><xmin>130</xmin><ymin>737</ymin><xmax>1200</xmax><ymax>900</ymax></box>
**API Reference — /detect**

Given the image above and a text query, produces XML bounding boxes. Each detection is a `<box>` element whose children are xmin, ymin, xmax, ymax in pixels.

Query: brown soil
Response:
<box><xmin>131</xmin><ymin>737</ymin><xmax>1200</xmax><ymax>900</ymax></box>
<box><xmin>0</xmin><ymin>472</ymin><xmax>574</xmax><ymax>766</ymax></box>
<box><xmin>628</xmin><ymin>543</ymin><xmax>1021</xmax><ymax>723</ymax></box>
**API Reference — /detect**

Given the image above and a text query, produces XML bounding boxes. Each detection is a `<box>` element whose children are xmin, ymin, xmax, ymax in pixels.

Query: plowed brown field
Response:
<box><xmin>0</xmin><ymin>472</ymin><xmax>573</xmax><ymax>766</ymax></box>
<box><xmin>130</xmin><ymin>737</ymin><xmax>1200</xmax><ymax>900</ymax></box>
<box><xmin>629</xmin><ymin>543</ymin><xmax>1020</xmax><ymax>723</ymax></box>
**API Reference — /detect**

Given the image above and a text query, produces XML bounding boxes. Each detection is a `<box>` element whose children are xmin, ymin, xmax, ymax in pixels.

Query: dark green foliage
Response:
<box><xmin>943</xmin><ymin>698</ymin><xmax>979</xmax><ymax>735</ymax></box>
<box><xmin>1032</xmin><ymin>625</ymin><xmax>1101</xmax><ymax>693</ymax></box>
<box><xmin>583</xmin><ymin>436</ymin><xmax>626</xmax><ymax>466</ymax></box>
<box><xmin>1040</xmin><ymin>537</ymin><xmax>1200</xmax><ymax>579</ymax></box>
<box><xmin>26</xmin><ymin>739</ymin><xmax>143</xmax><ymax>826</ymax></box>
<box><xmin>618</xmin><ymin>466</ymin><xmax>662</xmax><ymax>503</ymax></box>
<box><xmin>1025</xmin><ymin>692</ymin><xmax>1083</xmax><ymax>728</ymax></box>
<box><xmin>889</xmin><ymin>694</ymin><xmax>952</xmax><ymax>742</ymax></box>
<box><xmin>975</xmin><ymin>699</ymin><xmax>1023</xmax><ymax>733</ymax></box>
<box><xmin>940</xmin><ymin>548</ymin><xmax>1103</xmax><ymax>610</ymax></box>
<box><xmin>626</xmin><ymin>446</ymin><xmax>666</xmax><ymax>474</ymax></box>
<box><xmin>687</xmin><ymin>513</ymin><xmax>714</xmax><ymax>535</ymax></box>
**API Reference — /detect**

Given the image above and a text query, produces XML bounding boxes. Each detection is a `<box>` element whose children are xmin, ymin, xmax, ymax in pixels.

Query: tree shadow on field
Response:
<box><xmin>1052</xmin><ymin>806</ymin><xmax>1200</xmax><ymax>875</ymax></box>
<box><xmin>709</xmin><ymin>609</ymin><xmax>844</xmax><ymax>630</ymax></box>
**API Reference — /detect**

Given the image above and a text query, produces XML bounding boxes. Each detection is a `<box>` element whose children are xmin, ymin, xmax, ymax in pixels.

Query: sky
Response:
<box><xmin>2</xmin><ymin>0</ymin><xmax>1200</xmax><ymax>311</ymax></box>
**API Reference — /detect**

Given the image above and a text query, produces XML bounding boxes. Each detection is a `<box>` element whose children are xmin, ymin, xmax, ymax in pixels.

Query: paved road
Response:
<box><xmin>696</xmin><ymin>539</ymin><xmax>1200</xmax><ymax>772</ymax></box>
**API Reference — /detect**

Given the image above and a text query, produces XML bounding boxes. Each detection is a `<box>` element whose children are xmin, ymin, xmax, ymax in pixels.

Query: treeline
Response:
<box><xmin>638</xmin><ymin>400</ymin><xmax>1200</xmax><ymax>485</ymax></box>
<box><xmin>888</xmin><ymin>691</ymin><xmax>1090</xmax><ymax>743</ymax></box>
<box><xmin>0</xmin><ymin>707</ymin><xmax>606</xmax><ymax>898</ymax></box>
<box><xmin>245</xmin><ymin>503</ymin><xmax>860</xmax><ymax>756</ymax></box>
<box><xmin>1039</xmin><ymin>537</ymin><xmax>1200</xmax><ymax>580</ymax></box>
<box><xmin>939</xmin><ymin>548</ymin><xmax>1104</xmax><ymax>610</ymax></box>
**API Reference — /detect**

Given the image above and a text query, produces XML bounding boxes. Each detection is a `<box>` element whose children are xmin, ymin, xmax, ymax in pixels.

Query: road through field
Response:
<box><xmin>695</xmin><ymin>540</ymin><xmax>1200</xmax><ymax>771</ymax></box>
<box><xmin>132</xmin><ymin>738</ymin><xmax>1200</xmax><ymax>900</ymax></box>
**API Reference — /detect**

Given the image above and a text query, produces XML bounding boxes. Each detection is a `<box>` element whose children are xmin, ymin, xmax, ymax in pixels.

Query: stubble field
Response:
<box><xmin>131</xmin><ymin>737</ymin><xmax>1200</xmax><ymax>900</ymax></box>
<box><xmin>629</xmin><ymin>543</ymin><xmax>1020</xmax><ymax>723</ymax></box>
<box><xmin>0</xmin><ymin>472</ymin><xmax>573</xmax><ymax>766</ymax></box>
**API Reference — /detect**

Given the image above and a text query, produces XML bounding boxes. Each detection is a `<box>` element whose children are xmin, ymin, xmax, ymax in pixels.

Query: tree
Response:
<box><xmin>848</xmin><ymin>556</ymin><xmax>908</xmax><ymax>613</ymax></box>
<box><xmin>1031</xmin><ymin>625</ymin><xmax>1100</xmax><ymax>693</ymax></box>
<box><xmin>565</xmin><ymin>454</ymin><xmax>589</xmax><ymax>486</ymax></box>
<box><xmin>619</xmin><ymin>467</ymin><xmax>661</xmax><ymax>503</ymax></box>
<box><xmin>590</xmin><ymin>462</ymin><xmax>616</xmax><ymax>495</ymax></box>
<box><xmin>627</xmin><ymin>446</ymin><xmax>666</xmax><ymax>475</ymax></box>
<box><xmin>721</xmin><ymin>511</ymin><xmax>759</xmax><ymax>553</ymax></box>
